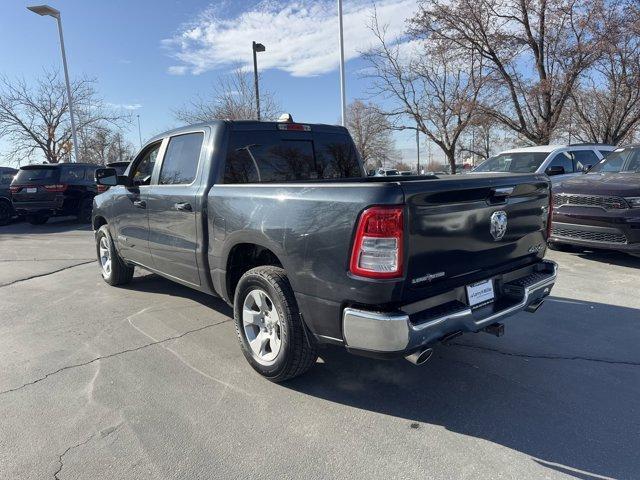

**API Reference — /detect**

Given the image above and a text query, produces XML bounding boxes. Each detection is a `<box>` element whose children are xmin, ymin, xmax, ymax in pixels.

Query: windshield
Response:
<box><xmin>473</xmin><ymin>152</ymin><xmax>549</xmax><ymax>173</ymax></box>
<box><xmin>589</xmin><ymin>149</ymin><xmax>640</xmax><ymax>173</ymax></box>
<box><xmin>13</xmin><ymin>167</ymin><xmax>59</xmax><ymax>184</ymax></box>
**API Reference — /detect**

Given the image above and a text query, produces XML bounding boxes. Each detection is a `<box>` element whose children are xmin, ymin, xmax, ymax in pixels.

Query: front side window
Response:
<box><xmin>223</xmin><ymin>131</ymin><xmax>363</xmax><ymax>184</ymax></box>
<box><xmin>547</xmin><ymin>152</ymin><xmax>574</xmax><ymax>174</ymax></box>
<box><xmin>131</xmin><ymin>142</ymin><xmax>161</xmax><ymax>186</ymax></box>
<box><xmin>159</xmin><ymin>132</ymin><xmax>204</xmax><ymax>185</ymax></box>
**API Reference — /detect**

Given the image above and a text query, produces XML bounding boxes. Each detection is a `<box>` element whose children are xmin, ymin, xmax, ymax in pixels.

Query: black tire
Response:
<box><xmin>234</xmin><ymin>266</ymin><xmax>318</xmax><ymax>382</ymax></box>
<box><xmin>77</xmin><ymin>198</ymin><xmax>93</xmax><ymax>224</ymax></box>
<box><xmin>96</xmin><ymin>224</ymin><xmax>134</xmax><ymax>286</ymax></box>
<box><xmin>0</xmin><ymin>199</ymin><xmax>13</xmax><ymax>226</ymax></box>
<box><xmin>27</xmin><ymin>214</ymin><xmax>48</xmax><ymax>225</ymax></box>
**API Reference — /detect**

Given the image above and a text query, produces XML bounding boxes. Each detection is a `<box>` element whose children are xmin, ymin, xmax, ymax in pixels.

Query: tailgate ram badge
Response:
<box><xmin>490</xmin><ymin>210</ymin><xmax>508</xmax><ymax>241</ymax></box>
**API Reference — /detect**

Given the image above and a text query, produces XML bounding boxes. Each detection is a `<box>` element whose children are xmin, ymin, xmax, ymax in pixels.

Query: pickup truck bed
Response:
<box><xmin>93</xmin><ymin>120</ymin><xmax>556</xmax><ymax>380</ymax></box>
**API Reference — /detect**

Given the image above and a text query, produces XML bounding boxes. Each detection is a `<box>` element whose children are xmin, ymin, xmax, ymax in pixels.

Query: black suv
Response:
<box><xmin>551</xmin><ymin>145</ymin><xmax>640</xmax><ymax>256</ymax></box>
<box><xmin>0</xmin><ymin>166</ymin><xmax>18</xmax><ymax>225</ymax></box>
<box><xmin>11</xmin><ymin>163</ymin><xmax>101</xmax><ymax>225</ymax></box>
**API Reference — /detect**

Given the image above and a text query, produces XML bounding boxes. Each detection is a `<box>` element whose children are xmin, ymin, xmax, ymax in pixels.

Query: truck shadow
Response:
<box><xmin>286</xmin><ymin>296</ymin><xmax>640</xmax><ymax>480</ymax></box>
<box><xmin>0</xmin><ymin>216</ymin><xmax>91</xmax><ymax>234</ymax></box>
<box><xmin>573</xmin><ymin>249</ymin><xmax>640</xmax><ymax>268</ymax></box>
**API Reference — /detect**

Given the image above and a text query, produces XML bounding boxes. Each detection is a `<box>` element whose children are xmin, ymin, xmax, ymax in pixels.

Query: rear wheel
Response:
<box><xmin>77</xmin><ymin>198</ymin><xmax>93</xmax><ymax>224</ymax></box>
<box><xmin>0</xmin><ymin>199</ymin><xmax>13</xmax><ymax>226</ymax></box>
<box><xmin>96</xmin><ymin>225</ymin><xmax>134</xmax><ymax>286</ymax></box>
<box><xmin>27</xmin><ymin>214</ymin><xmax>48</xmax><ymax>225</ymax></box>
<box><xmin>234</xmin><ymin>266</ymin><xmax>318</xmax><ymax>382</ymax></box>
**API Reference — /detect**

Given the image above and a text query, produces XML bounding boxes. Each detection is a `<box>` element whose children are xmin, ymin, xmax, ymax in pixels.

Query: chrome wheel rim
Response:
<box><xmin>242</xmin><ymin>288</ymin><xmax>282</xmax><ymax>365</ymax></box>
<box><xmin>99</xmin><ymin>236</ymin><xmax>111</xmax><ymax>277</ymax></box>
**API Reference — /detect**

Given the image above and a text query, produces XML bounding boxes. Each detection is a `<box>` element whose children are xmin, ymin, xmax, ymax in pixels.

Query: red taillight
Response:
<box><xmin>9</xmin><ymin>185</ymin><xmax>21</xmax><ymax>194</ymax></box>
<box><xmin>349</xmin><ymin>206</ymin><xmax>404</xmax><ymax>279</ymax></box>
<box><xmin>43</xmin><ymin>184</ymin><xmax>67</xmax><ymax>192</ymax></box>
<box><xmin>277</xmin><ymin>123</ymin><xmax>311</xmax><ymax>131</ymax></box>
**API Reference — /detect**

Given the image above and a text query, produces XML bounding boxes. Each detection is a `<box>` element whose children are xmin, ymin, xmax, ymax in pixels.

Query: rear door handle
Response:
<box><xmin>133</xmin><ymin>200</ymin><xmax>146</xmax><ymax>209</ymax></box>
<box><xmin>174</xmin><ymin>202</ymin><xmax>192</xmax><ymax>212</ymax></box>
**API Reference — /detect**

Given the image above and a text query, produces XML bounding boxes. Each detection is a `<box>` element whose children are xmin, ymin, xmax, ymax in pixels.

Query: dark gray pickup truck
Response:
<box><xmin>93</xmin><ymin>120</ymin><xmax>557</xmax><ymax>381</ymax></box>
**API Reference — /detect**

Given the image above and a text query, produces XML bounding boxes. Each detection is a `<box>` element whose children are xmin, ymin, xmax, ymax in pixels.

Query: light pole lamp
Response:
<box><xmin>28</xmin><ymin>4</ymin><xmax>80</xmax><ymax>163</ymax></box>
<box><xmin>252</xmin><ymin>41</ymin><xmax>265</xmax><ymax>121</ymax></box>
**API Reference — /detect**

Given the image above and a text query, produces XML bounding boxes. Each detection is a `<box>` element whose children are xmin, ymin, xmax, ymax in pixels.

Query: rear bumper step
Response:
<box><xmin>342</xmin><ymin>260</ymin><xmax>557</xmax><ymax>355</ymax></box>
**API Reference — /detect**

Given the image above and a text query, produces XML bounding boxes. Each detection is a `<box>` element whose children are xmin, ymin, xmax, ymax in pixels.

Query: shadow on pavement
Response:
<box><xmin>284</xmin><ymin>296</ymin><xmax>640</xmax><ymax>480</ymax></box>
<box><xmin>122</xmin><ymin>271</ymin><xmax>233</xmax><ymax>316</ymax></box>
<box><xmin>0</xmin><ymin>216</ymin><xmax>91</xmax><ymax>234</ymax></box>
<box><xmin>573</xmin><ymin>249</ymin><xmax>640</xmax><ymax>268</ymax></box>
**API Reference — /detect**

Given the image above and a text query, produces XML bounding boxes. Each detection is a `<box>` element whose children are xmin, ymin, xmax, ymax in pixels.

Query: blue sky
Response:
<box><xmin>0</xmin><ymin>0</ymin><xmax>423</xmax><ymax>167</ymax></box>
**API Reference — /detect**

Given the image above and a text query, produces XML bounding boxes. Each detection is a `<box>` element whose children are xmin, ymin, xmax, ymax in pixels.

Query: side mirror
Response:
<box><xmin>582</xmin><ymin>164</ymin><xmax>592</xmax><ymax>173</ymax></box>
<box><xmin>95</xmin><ymin>168</ymin><xmax>129</xmax><ymax>187</ymax></box>
<box><xmin>546</xmin><ymin>165</ymin><xmax>565</xmax><ymax>176</ymax></box>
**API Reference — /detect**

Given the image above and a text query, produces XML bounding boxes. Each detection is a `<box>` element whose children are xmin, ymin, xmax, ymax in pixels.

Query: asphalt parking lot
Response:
<box><xmin>1</xmin><ymin>218</ymin><xmax>639</xmax><ymax>480</ymax></box>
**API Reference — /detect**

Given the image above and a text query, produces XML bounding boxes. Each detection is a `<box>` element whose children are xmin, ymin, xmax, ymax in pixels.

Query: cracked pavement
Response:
<box><xmin>1</xmin><ymin>218</ymin><xmax>639</xmax><ymax>479</ymax></box>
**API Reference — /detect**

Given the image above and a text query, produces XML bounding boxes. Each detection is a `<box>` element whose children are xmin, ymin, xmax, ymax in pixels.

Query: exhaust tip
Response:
<box><xmin>405</xmin><ymin>347</ymin><xmax>433</xmax><ymax>366</ymax></box>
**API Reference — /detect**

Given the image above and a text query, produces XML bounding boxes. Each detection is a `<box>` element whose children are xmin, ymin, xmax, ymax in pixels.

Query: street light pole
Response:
<box><xmin>252</xmin><ymin>41</ymin><xmax>266</xmax><ymax>121</ymax></box>
<box><xmin>28</xmin><ymin>5</ymin><xmax>80</xmax><ymax>163</ymax></box>
<box><xmin>338</xmin><ymin>0</ymin><xmax>347</xmax><ymax>126</ymax></box>
<box><xmin>416</xmin><ymin>126</ymin><xmax>420</xmax><ymax>174</ymax></box>
<box><xmin>137</xmin><ymin>114</ymin><xmax>142</xmax><ymax>148</ymax></box>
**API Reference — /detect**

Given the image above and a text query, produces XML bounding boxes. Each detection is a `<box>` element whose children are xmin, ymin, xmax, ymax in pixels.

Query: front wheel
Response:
<box><xmin>96</xmin><ymin>225</ymin><xmax>134</xmax><ymax>286</ymax></box>
<box><xmin>234</xmin><ymin>266</ymin><xmax>318</xmax><ymax>382</ymax></box>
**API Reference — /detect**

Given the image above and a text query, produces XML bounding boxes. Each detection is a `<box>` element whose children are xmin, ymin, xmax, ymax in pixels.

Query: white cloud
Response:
<box><xmin>162</xmin><ymin>0</ymin><xmax>419</xmax><ymax>77</ymax></box>
<box><xmin>107</xmin><ymin>102</ymin><xmax>143</xmax><ymax>111</ymax></box>
<box><xmin>168</xmin><ymin>65</ymin><xmax>188</xmax><ymax>75</ymax></box>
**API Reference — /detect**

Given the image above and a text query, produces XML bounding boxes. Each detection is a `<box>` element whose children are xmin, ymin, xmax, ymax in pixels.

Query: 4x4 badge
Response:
<box><xmin>490</xmin><ymin>211</ymin><xmax>508</xmax><ymax>241</ymax></box>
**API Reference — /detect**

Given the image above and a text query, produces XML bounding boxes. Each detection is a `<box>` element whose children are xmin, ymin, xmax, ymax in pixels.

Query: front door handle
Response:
<box><xmin>133</xmin><ymin>200</ymin><xmax>146</xmax><ymax>209</ymax></box>
<box><xmin>174</xmin><ymin>202</ymin><xmax>192</xmax><ymax>212</ymax></box>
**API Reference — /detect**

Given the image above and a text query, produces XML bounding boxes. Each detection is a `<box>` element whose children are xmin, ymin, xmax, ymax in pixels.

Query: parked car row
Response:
<box><xmin>0</xmin><ymin>161</ymin><xmax>129</xmax><ymax>226</ymax></box>
<box><xmin>473</xmin><ymin>143</ymin><xmax>639</xmax><ymax>257</ymax></box>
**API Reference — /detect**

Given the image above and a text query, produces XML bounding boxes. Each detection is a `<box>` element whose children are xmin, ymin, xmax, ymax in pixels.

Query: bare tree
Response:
<box><xmin>458</xmin><ymin>115</ymin><xmax>515</xmax><ymax>162</ymax></box>
<box><xmin>174</xmin><ymin>67</ymin><xmax>281</xmax><ymax>123</ymax></box>
<box><xmin>0</xmin><ymin>70</ymin><xmax>127</xmax><ymax>164</ymax></box>
<box><xmin>568</xmin><ymin>2</ymin><xmax>640</xmax><ymax>145</ymax></box>
<box><xmin>346</xmin><ymin>100</ymin><xmax>399</xmax><ymax>170</ymax></box>
<box><xmin>79</xmin><ymin>126</ymin><xmax>136</xmax><ymax>165</ymax></box>
<box><xmin>363</xmin><ymin>14</ymin><xmax>486</xmax><ymax>173</ymax></box>
<box><xmin>411</xmin><ymin>0</ymin><xmax>605</xmax><ymax>145</ymax></box>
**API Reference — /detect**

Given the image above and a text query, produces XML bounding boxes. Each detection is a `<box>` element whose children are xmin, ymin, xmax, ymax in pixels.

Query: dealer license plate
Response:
<box><xmin>466</xmin><ymin>279</ymin><xmax>495</xmax><ymax>308</ymax></box>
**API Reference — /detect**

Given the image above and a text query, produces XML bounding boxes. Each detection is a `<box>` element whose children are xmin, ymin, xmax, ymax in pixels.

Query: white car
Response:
<box><xmin>471</xmin><ymin>144</ymin><xmax>616</xmax><ymax>184</ymax></box>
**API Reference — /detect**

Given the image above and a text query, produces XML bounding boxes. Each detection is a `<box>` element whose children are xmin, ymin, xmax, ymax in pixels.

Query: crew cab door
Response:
<box><xmin>112</xmin><ymin>141</ymin><xmax>162</xmax><ymax>267</ymax></box>
<box><xmin>146</xmin><ymin>130</ymin><xmax>205</xmax><ymax>286</ymax></box>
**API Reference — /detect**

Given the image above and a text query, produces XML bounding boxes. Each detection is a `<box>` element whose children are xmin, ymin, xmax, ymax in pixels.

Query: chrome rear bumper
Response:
<box><xmin>342</xmin><ymin>260</ymin><xmax>557</xmax><ymax>353</ymax></box>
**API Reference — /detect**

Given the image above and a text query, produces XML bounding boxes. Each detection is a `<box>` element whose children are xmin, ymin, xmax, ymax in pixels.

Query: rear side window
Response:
<box><xmin>60</xmin><ymin>166</ymin><xmax>86</xmax><ymax>182</ymax></box>
<box><xmin>223</xmin><ymin>131</ymin><xmax>363</xmax><ymax>183</ymax></box>
<box><xmin>159</xmin><ymin>132</ymin><xmax>204</xmax><ymax>185</ymax></box>
<box><xmin>0</xmin><ymin>171</ymin><xmax>15</xmax><ymax>185</ymax></box>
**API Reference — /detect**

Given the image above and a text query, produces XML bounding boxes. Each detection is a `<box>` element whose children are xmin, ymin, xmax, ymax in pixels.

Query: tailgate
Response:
<box><xmin>402</xmin><ymin>174</ymin><xmax>550</xmax><ymax>294</ymax></box>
